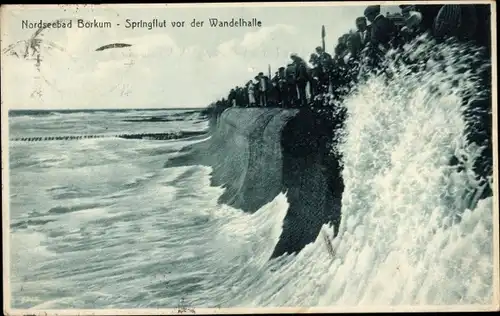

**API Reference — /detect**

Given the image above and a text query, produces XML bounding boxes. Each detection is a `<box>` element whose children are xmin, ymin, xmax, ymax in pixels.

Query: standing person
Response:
<box><xmin>343</xmin><ymin>33</ymin><xmax>363</xmax><ymax>87</ymax></box>
<box><xmin>228</xmin><ymin>88</ymin><xmax>237</xmax><ymax>107</ymax></box>
<box><xmin>264</xmin><ymin>73</ymin><xmax>272</xmax><ymax>107</ymax></box>
<box><xmin>344</xmin><ymin>32</ymin><xmax>363</xmax><ymax>62</ymax></box>
<box><xmin>270</xmin><ymin>71</ymin><xmax>281</xmax><ymax>107</ymax></box>
<box><xmin>364</xmin><ymin>5</ymin><xmax>397</xmax><ymax>48</ymax></box>
<box><xmin>315</xmin><ymin>46</ymin><xmax>333</xmax><ymax>68</ymax></box>
<box><xmin>257</xmin><ymin>72</ymin><xmax>269</xmax><ymax>107</ymax></box>
<box><xmin>363</xmin><ymin>5</ymin><xmax>397</xmax><ymax>72</ymax></box>
<box><xmin>355</xmin><ymin>16</ymin><xmax>370</xmax><ymax>47</ymax></box>
<box><xmin>315</xmin><ymin>46</ymin><xmax>333</xmax><ymax>94</ymax></box>
<box><xmin>309</xmin><ymin>53</ymin><xmax>320</xmax><ymax>96</ymax></box>
<box><xmin>399</xmin><ymin>5</ymin><xmax>424</xmax><ymax>43</ymax></box>
<box><xmin>309</xmin><ymin>52</ymin><xmax>319</xmax><ymax>68</ymax></box>
<box><xmin>235</xmin><ymin>86</ymin><xmax>245</xmax><ymax>107</ymax></box>
<box><xmin>253</xmin><ymin>76</ymin><xmax>261</xmax><ymax>107</ymax></box>
<box><xmin>277</xmin><ymin>66</ymin><xmax>287</xmax><ymax>107</ymax></box>
<box><xmin>334</xmin><ymin>34</ymin><xmax>351</xmax><ymax>63</ymax></box>
<box><xmin>290</xmin><ymin>53</ymin><xmax>310</xmax><ymax>108</ymax></box>
<box><xmin>247</xmin><ymin>80</ymin><xmax>256</xmax><ymax>107</ymax></box>
<box><xmin>285</xmin><ymin>62</ymin><xmax>297</xmax><ymax>108</ymax></box>
<box><xmin>241</xmin><ymin>84</ymin><xmax>249</xmax><ymax>107</ymax></box>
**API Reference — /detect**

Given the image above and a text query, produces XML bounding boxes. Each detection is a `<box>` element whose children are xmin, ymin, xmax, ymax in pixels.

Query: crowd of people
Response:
<box><xmin>206</xmin><ymin>4</ymin><xmax>489</xmax><ymax>113</ymax></box>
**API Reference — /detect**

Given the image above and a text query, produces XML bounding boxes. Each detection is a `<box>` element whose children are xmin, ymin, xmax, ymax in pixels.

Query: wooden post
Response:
<box><xmin>321</xmin><ymin>25</ymin><xmax>326</xmax><ymax>51</ymax></box>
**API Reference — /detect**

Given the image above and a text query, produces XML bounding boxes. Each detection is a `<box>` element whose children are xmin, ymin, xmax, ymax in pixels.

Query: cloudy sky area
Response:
<box><xmin>1</xmin><ymin>3</ymin><xmax>399</xmax><ymax>109</ymax></box>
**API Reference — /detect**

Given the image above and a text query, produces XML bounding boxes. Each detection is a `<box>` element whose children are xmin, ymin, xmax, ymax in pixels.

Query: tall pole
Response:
<box><xmin>268</xmin><ymin>64</ymin><xmax>271</xmax><ymax>78</ymax></box>
<box><xmin>322</xmin><ymin>25</ymin><xmax>333</xmax><ymax>94</ymax></box>
<box><xmin>321</xmin><ymin>25</ymin><xmax>326</xmax><ymax>51</ymax></box>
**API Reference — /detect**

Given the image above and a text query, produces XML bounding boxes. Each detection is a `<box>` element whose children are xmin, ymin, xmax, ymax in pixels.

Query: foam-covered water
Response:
<box><xmin>8</xmin><ymin>37</ymin><xmax>495</xmax><ymax>309</ymax></box>
<box><xmin>8</xmin><ymin>109</ymin><xmax>289</xmax><ymax>309</ymax></box>
<box><xmin>215</xmin><ymin>38</ymin><xmax>494</xmax><ymax>308</ymax></box>
<box><xmin>249</xmin><ymin>37</ymin><xmax>495</xmax><ymax>307</ymax></box>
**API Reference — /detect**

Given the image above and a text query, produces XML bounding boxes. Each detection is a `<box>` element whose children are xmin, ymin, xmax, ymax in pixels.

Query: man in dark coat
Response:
<box><xmin>315</xmin><ymin>46</ymin><xmax>333</xmax><ymax>94</ymax></box>
<box><xmin>362</xmin><ymin>5</ymin><xmax>397</xmax><ymax>71</ymax></box>
<box><xmin>235</xmin><ymin>86</ymin><xmax>245</xmax><ymax>107</ymax></box>
<box><xmin>285</xmin><ymin>62</ymin><xmax>297</xmax><ymax>108</ymax></box>
<box><xmin>334</xmin><ymin>33</ymin><xmax>351</xmax><ymax>63</ymax></box>
<box><xmin>228</xmin><ymin>88</ymin><xmax>237</xmax><ymax>107</ymax></box>
<box><xmin>269</xmin><ymin>71</ymin><xmax>281</xmax><ymax>107</ymax></box>
<box><xmin>290</xmin><ymin>53</ymin><xmax>310</xmax><ymax>107</ymax></box>
<box><xmin>277</xmin><ymin>66</ymin><xmax>287</xmax><ymax>107</ymax></box>
<box><xmin>315</xmin><ymin>46</ymin><xmax>333</xmax><ymax>71</ymax></box>
<box><xmin>346</xmin><ymin>32</ymin><xmax>363</xmax><ymax>62</ymax></box>
<box><xmin>256</xmin><ymin>72</ymin><xmax>271</xmax><ymax>107</ymax></box>
<box><xmin>355</xmin><ymin>16</ymin><xmax>370</xmax><ymax>47</ymax></box>
<box><xmin>364</xmin><ymin>5</ymin><xmax>397</xmax><ymax>48</ymax></box>
<box><xmin>254</xmin><ymin>76</ymin><xmax>262</xmax><ymax>107</ymax></box>
<box><xmin>309</xmin><ymin>53</ymin><xmax>320</xmax><ymax>97</ymax></box>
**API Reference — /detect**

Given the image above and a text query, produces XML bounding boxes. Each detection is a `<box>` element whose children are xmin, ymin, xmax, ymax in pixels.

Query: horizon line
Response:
<box><xmin>7</xmin><ymin>107</ymin><xmax>207</xmax><ymax>111</ymax></box>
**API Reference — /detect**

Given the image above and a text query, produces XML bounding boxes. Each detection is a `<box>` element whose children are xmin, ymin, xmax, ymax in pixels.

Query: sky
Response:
<box><xmin>1</xmin><ymin>3</ymin><xmax>401</xmax><ymax>109</ymax></box>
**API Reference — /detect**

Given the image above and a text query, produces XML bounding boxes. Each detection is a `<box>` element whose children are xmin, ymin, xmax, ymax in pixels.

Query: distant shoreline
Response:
<box><xmin>8</xmin><ymin>107</ymin><xmax>205</xmax><ymax>114</ymax></box>
<box><xmin>7</xmin><ymin>108</ymin><xmax>207</xmax><ymax>118</ymax></box>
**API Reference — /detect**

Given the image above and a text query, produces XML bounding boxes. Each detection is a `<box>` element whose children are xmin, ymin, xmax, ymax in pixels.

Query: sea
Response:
<box><xmin>7</xmin><ymin>38</ymin><xmax>495</xmax><ymax>309</ymax></box>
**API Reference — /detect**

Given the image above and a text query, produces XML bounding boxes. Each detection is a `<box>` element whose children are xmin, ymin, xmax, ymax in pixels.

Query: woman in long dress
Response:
<box><xmin>247</xmin><ymin>80</ymin><xmax>256</xmax><ymax>107</ymax></box>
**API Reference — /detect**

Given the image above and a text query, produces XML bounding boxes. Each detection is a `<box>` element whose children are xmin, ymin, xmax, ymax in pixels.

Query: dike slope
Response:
<box><xmin>165</xmin><ymin>108</ymin><xmax>343</xmax><ymax>258</ymax></box>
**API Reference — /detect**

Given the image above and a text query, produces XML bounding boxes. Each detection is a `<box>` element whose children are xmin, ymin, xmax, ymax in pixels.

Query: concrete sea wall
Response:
<box><xmin>165</xmin><ymin>108</ymin><xmax>343</xmax><ymax>258</ymax></box>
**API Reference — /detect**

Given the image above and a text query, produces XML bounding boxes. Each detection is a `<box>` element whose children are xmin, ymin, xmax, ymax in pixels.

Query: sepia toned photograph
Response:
<box><xmin>1</xmin><ymin>1</ymin><xmax>498</xmax><ymax>314</ymax></box>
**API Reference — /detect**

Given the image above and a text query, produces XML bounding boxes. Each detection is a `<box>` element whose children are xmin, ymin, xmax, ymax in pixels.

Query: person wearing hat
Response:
<box><xmin>253</xmin><ymin>75</ymin><xmax>262</xmax><ymax>107</ymax></box>
<box><xmin>333</xmin><ymin>34</ymin><xmax>349</xmax><ymax>61</ymax></box>
<box><xmin>334</xmin><ymin>33</ymin><xmax>351</xmax><ymax>62</ymax></box>
<box><xmin>339</xmin><ymin>33</ymin><xmax>350</xmax><ymax>46</ymax></box>
<box><xmin>398</xmin><ymin>6</ymin><xmax>424</xmax><ymax>43</ymax></box>
<box><xmin>399</xmin><ymin>4</ymin><xmax>416</xmax><ymax>16</ymax></box>
<box><xmin>235</xmin><ymin>85</ymin><xmax>246</xmax><ymax>107</ymax></box>
<box><xmin>309</xmin><ymin>52</ymin><xmax>319</xmax><ymax>67</ymax></box>
<box><xmin>271</xmin><ymin>67</ymin><xmax>286</xmax><ymax>107</ymax></box>
<box><xmin>355</xmin><ymin>16</ymin><xmax>370</xmax><ymax>47</ymax></box>
<box><xmin>315</xmin><ymin>46</ymin><xmax>332</xmax><ymax>68</ymax></box>
<box><xmin>256</xmin><ymin>71</ymin><xmax>271</xmax><ymax>107</ymax></box>
<box><xmin>246</xmin><ymin>80</ymin><xmax>256</xmax><ymax>107</ymax></box>
<box><xmin>276</xmin><ymin>66</ymin><xmax>287</xmax><ymax>107</ymax></box>
<box><xmin>285</xmin><ymin>62</ymin><xmax>297</xmax><ymax>108</ymax></box>
<box><xmin>362</xmin><ymin>5</ymin><xmax>397</xmax><ymax>73</ymax></box>
<box><xmin>315</xmin><ymin>46</ymin><xmax>333</xmax><ymax>95</ymax></box>
<box><xmin>330</xmin><ymin>32</ymin><xmax>363</xmax><ymax>99</ymax></box>
<box><xmin>228</xmin><ymin>88</ymin><xmax>237</xmax><ymax>107</ymax></box>
<box><xmin>309</xmin><ymin>53</ymin><xmax>320</xmax><ymax>97</ymax></box>
<box><xmin>364</xmin><ymin>5</ymin><xmax>381</xmax><ymax>23</ymax></box>
<box><xmin>345</xmin><ymin>32</ymin><xmax>363</xmax><ymax>62</ymax></box>
<box><xmin>290</xmin><ymin>53</ymin><xmax>310</xmax><ymax>107</ymax></box>
<box><xmin>268</xmin><ymin>71</ymin><xmax>281</xmax><ymax>107</ymax></box>
<box><xmin>364</xmin><ymin>5</ymin><xmax>397</xmax><ymax>47</ymax></box>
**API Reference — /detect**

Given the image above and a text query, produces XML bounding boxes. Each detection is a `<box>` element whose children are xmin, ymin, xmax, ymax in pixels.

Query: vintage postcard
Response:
<box><xmin>1</xmin><ymin>1</ymin><xmax>499</xmax><ymax>314</ymax></box>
